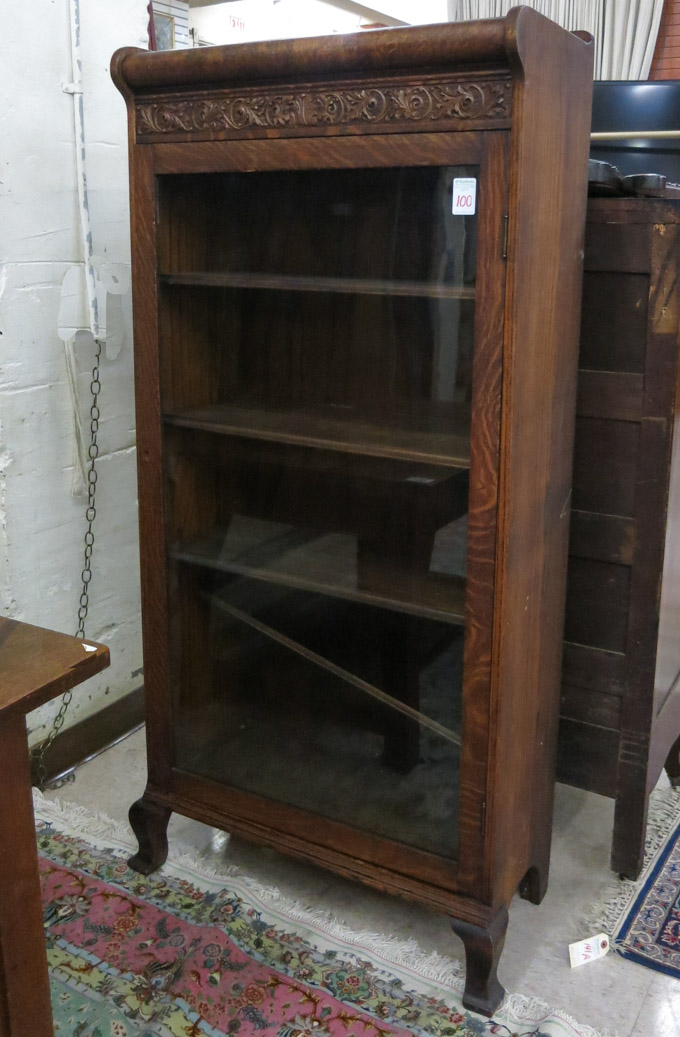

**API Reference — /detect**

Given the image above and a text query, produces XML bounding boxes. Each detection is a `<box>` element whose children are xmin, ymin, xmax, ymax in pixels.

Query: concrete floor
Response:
<box><xmin>46</xmin><ymin>727</ymin><xmax>680</xmax><ymax>1037</ymax></box>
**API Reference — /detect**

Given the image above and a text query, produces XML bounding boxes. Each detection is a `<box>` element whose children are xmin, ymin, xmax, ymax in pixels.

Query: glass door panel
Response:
<box><xmin>159</xmin><ymin>163</ymin><xmax>478</xmax><ymax>861</ymax></box>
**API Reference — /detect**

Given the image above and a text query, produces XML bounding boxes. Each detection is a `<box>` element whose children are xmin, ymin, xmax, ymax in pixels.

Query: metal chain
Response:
<box><xmin>32</xmin><ymin>337</ymin><xmax>103</xmax><ymax>790</ymax></box>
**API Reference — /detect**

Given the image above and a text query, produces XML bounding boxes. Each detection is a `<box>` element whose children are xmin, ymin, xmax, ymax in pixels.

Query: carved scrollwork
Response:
<box><xmin>136</xmin><ymin>79</ymin><xmax>510</xmax><ymax>138</ymax></box>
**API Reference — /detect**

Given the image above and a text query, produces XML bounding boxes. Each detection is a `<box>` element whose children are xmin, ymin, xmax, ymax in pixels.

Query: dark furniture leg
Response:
<box><xmin>128</xmin><ymin>796</ymin><xmax>171</xmax><ymax>875</ymax></box>
<box><xmin>0</xmin><ymin>712</ymin><xmax>54</xmax><ymax>1037</ymax></box>
<box><xmin>450</xmin><ymin>905</ymin><xmax>508</xmax><ymax>1017</ymax></box>
<box><xmin>665</xmin><ymin>732</ymin><xmax>680</xmax><ymax>787</ymax></box>
<box><xmin>611</xmin><ymin>786</ymin><xmax>647</xmax><ymax>880</ymax></box>
<box><xmin>519</xmin><ymin>862</ymin><xmax>548</xmax><ymax>905</ymax></box>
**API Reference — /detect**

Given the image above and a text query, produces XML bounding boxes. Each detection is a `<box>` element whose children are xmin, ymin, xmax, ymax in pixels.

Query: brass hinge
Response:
<box><xmin>502</xmin><ymin>214</ymin><xmax>509</xmax><ymax>260</ymax></box>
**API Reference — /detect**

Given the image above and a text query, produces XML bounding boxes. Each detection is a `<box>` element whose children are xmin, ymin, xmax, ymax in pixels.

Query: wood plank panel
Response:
<box><xmin>587</xmin><ymin>198</ymin><xmax>680</xmax><ymax>226</ymax></box>
<box><xmin>556</xmin><ymin>718</ymin><xmax>619</xmax><ymax>796</ymax></box>
<box><xmin>171</xmin><ymin>528</ymin><xmax>467</xmax><ymax>625</ymax></box>
<box><xmin>161</xmin><ymin>271</ymin><xmax>476</xmax><ymax>301</ymax></box>
<box><xmin>0</xmin><ymin>618</ymin><xmax>109</xmax><ymax>717</ymax></box>
<box><xmin>584</xmin><ymin>223</ymin><xmax>651</xmax><ymax>273</ymax></box>
<box><xmin>572</xmin><ymin>418</ymin><xmax>639</xmax><ymax>517</ymax></box>
<box><xmin>576</xmin><ymin>371</ymin><xmax>643</xmax><ymax>422</ymax></box>
<box><xmin>579</xmin><ymin>272</ymin><xmax>648</xmax><ymax>374</ymax></box>
<box><xmin>560</xmin><ymin>684</ymin><xmax>621</xmax><ymax>730</ymax></box>
<box><xmin>564</xmin><ymin>559</ymin><xmax>631</xmax><ymax>654</ymax></box>
<box><xmin>562</xmin><ymin>642</ymin><xmax>627</xmax><ymax>697</ymax></box>
<box><xmin>165</xmin><ymin>402</ymin><xmax>471</xmax><ymax>467</ymax></box>
<box><xmin>568</xmin><ymin>511</ymin><xmax>636</xmax><ymax>566</ymax></box>
<box><xmin>152</xmin><ymin>131</ymin><xmax>488</xmax><ymax>176</ymax></box>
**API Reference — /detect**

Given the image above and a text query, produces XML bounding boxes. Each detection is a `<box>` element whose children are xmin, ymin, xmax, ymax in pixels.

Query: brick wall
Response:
<box><xmin>650</xmin><ymin>0</ymin><xmax>680</xmax><ymax>79</ymax></box>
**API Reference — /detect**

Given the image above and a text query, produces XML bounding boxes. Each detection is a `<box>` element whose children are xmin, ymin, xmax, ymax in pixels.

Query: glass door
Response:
<box><xmin>158</xmin><ymin>161</ymin><xmax>484</xmax><ymax>863</ymax></box>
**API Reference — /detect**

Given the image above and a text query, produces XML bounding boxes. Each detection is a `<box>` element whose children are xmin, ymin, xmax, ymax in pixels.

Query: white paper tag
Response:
<box><xmin>568</xmin><ymin>933</ymin><xmax>610</xmax><ymax>968</ymax></box>
<box><xmin>82</xmin><ymin>642</ymin><xmax>98</xmax><ymax>653</ymax></box>
<box><xmin>452</xmin><ymin>177</ymin><xmax>477</xmax><ymax>215</ymax></box>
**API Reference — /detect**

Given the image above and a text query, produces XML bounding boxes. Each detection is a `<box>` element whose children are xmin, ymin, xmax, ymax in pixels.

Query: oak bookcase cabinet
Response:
<box><xmin>113</xmin><ymin>8</ymin><xmax>592</xmax><ymax>1014</ymax></box>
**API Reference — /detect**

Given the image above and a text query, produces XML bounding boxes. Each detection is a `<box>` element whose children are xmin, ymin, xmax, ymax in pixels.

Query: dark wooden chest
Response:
<box><xmin>557</xmin><ymin>197</ymin><xmax>680</xmax><ymax>879</ymax></box>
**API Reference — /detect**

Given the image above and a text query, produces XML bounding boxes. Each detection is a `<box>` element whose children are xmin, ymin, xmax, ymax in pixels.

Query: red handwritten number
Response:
<box><xmin>455</xmin><ymin>194</ymin><xmax>473</xmax><ymax>208</ymax></box>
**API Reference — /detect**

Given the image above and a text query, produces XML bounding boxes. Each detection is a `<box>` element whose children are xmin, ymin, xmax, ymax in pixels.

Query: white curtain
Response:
<box><xmin>601</xmin><ymin>1</ymin><xmax>664</xmax><ymax>80</ymax></box>
<box><xmin>446</xmin><ymin>1</ymin><xmax>664</xmax><ymax>79</ymax></box>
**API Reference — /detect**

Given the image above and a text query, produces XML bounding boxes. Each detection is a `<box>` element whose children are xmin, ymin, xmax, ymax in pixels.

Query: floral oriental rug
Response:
<box><xmin>584</xmin><ymin>786</ymin><xmax>680</xmax><ymax>979</ymax></box>
<box><xmin>35</xmin><ymin>793</ymin><xmax>606</xmax><ymax>1037</ymax></box>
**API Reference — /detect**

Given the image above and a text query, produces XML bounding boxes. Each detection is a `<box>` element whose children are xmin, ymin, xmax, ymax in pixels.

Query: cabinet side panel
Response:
<box><xmin>488</xmin><ymin>17</ymin><xmax>593</xmax><ymax>906</ymax></box>
<box><xmin>129</xmin><ymin>145</ymin><xmax>173</xmax><ymax>789</ymax></box>
<box><xmin>648</xmin><ymin>223</ymin><xmax>680</xmax><ymax>769</ymax></box>
<box><xmin>612</xmin><ymin>218</ymin><xmax>680</xmax><ymax>876</ymax></box>
<box><xmin>455</xmin><ymin>133</ymin><xmax>508</xmax><ymax>894</ymax></box>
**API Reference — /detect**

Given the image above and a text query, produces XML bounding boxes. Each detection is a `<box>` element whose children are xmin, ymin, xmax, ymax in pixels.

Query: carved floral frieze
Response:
<box><xmin>136</xmin><ymin>80</ymin><xmax>511</xmax><ymax>138</ymax></box>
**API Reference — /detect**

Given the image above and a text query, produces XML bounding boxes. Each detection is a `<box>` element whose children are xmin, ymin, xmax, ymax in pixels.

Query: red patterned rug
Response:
<box><xmin>36</xmin><ymin>793</ymin><xmax>605</xmax><ymax>1037</ymax></box>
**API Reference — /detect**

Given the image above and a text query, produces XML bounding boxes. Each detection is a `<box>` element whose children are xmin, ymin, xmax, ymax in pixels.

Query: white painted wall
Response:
<box><xmin>0</xmin><ymin>0</ymin><xmax>148</xmax><ymax>744</ymax></box>
<box><xmin>1</xmin><ymin>0</ymin><xmax>444</xmax><ymax>748</ymax></box>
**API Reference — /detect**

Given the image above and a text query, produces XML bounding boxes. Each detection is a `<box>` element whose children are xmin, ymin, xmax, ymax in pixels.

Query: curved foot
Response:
<box><xmin>451</xmin><ymin>905</ymin><xmax>508</xmax><ymax>1017</ymax></box>
<box><xmin>128</xmin><ymin>796</ymin><xmax>171</xmax><ymax>875</ymax></box>
<box><xmin>519</xmin><ymin>863</ymin><xmax>548</xmax><ymax>905</ymax></box>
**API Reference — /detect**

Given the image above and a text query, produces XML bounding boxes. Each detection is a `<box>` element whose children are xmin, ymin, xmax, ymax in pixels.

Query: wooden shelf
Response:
<box><xmin>171</xmin><ymin>520</ymin><xmax>467</xmax><ymax>625</ymax></box>
<box><xmin>164</xmin><ymin>402</ymin><xmax>471</xmax><ymax>467</ymax></box>
<box><xmin>160</xmin><ymin>270</ymin><xmax>476</xmax><ymax>301</ymax></box>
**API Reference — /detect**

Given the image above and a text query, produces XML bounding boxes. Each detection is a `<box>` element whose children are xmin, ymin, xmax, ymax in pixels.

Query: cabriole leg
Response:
<box><xmin>450</xmin><ymin>905</ymin><xmax>508</xmax><ymax>1018</ymax></box>
<box><xmin>128</xmin><ymin>796</ymin><xmax>171</xmax><ymax>875</ymax></box>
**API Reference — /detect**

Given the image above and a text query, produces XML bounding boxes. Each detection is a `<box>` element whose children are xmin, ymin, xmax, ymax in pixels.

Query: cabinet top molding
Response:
<box><xmin>111</xmin><ymin>6</ymin><xmax>592</xmax><ymax>97</ymax></box>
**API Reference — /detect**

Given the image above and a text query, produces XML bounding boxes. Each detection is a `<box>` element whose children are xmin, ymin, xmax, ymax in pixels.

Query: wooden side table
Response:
<box><xmin>0</xmin><ymin>617</ymin><xmax>109</xmax><ymax>1037</ymax></box>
